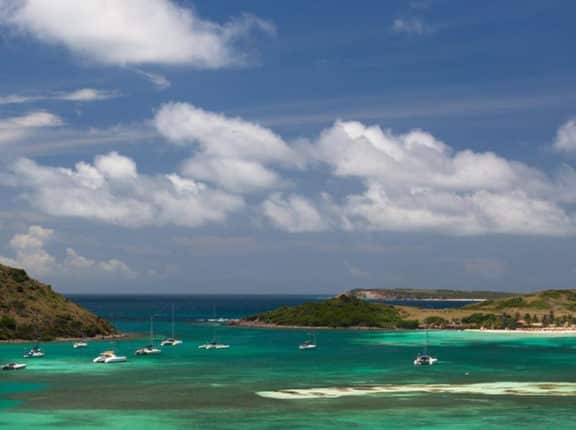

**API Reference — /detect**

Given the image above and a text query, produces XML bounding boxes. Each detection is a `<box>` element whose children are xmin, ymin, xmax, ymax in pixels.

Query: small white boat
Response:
<box><xmin>413</xmin><ymin>329</ymin><xmax>438</xmax><ymax>366</ymax></box>
<box><xmin>413</xmin><ymin>354</ymin><xmax>438</xmax><ymax>366</ymax></box>
<box><xmin>198</xmin><ymin>340</ymin><xmax>230</xmax><ymax>350</ymax></box>
<box><xmin>73</xmin><ymin>341</ymin><xmax>88</xmax><ymax>349</ymax></box>
<box><xmin>24</xmin><ymin>345</ymin><xmax>45</xmax><ymax>358</ymax></box>
<box><xmin>135</xmin><ymin>345</ymin><xmax>161</xmax><ymax>355</ymax></box>
<box><xmin>135</xmin><ymin>315</ymin><xmax>162</xmax><ymax>356</ymax></box>
<box><xmin>93</xmin><ymin>350</ymin><xmax>127</xmax><ymax>364</ymax></box>
<box><xmin>160</xmin><ymin>305</ymin><xmax>183</xmax><ymax>347</ymax></box>
<box><xmin>2</xmin><ymin>362</ymin><xmax>27</xmax><ymax>371</ymax></box>
<box><xmin>160</xmin><ymin>337</ymin><xmax>183</xmax><ymax>347</ymax></box>
<box><xmin>299</xmin><ymin>332</ymin><xmax>317</xmax><ymax>350</ymax></box>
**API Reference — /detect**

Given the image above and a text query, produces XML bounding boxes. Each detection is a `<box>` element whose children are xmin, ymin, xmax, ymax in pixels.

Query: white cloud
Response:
<box><xmin>6</xmin><ymin>152</ymin><xmax>244</xmax><ymax>227</ymax></box>
<box><xmin>133</xmin><ymin>69</ymin><xmax>172</xmax><ymax>90</ymax></box>
<box><xmin>391</xmin><ymin>17</ymin><xmax>433</xmax><ymax>35</ymax></box>
<box><xmin>261</xmin><ymin>120</ymin><xmax>576</xmax><ymax>235</ymax></box>
<box><xmin>0</xmin><ymin>88</ymin><xmax>120</xmax><ymax>105</ymax></box>
<box><xmin>554</xmin><ymin>119</ymin><xmax>576</xmax><ymax>152</ymax></box>
<box><xmin>2</xmin><ymin>0</ymin><xmax>274</xmax><ymax>67</ymax></box>
<box><xmin>0</xmin><ymin>225</ymin><xmax>135</xmax><ymax>278</ymax></box>
<box><xmin>155</xmin><ymin>102</ymin><xmax>299</xmax><ymax>193</ymax></box>
<box><xmin>261</xmin><ymin>193</ymin><xmax>328</xmax><ymax>233</ymax></box>
<box><xmin>0</xmin><ymin>111</ymin><xmax>62</xmax><ymax>143</ymax></box>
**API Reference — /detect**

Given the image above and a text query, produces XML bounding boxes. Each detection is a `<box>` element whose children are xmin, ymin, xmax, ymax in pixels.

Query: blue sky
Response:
<box><xmin>0</xmin><ymin>0</ymin><xmax>576</xmax><ymax>294</ymax></box>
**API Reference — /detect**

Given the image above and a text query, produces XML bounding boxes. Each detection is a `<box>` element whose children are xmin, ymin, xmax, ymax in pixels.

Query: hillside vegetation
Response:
<box><xmin>243</xmin><ymin>295</ymin><xmax>419</xmax><ymax>328</ymax></box>
<box><xmin>241</xmin><ymin>290</ymin><xmax>576</xmax><ymax>330</ymax></box>
<box><xmin>0</xmin><ymin>263</ymin><xmax>116</xmax><ymax>340</ymax></box>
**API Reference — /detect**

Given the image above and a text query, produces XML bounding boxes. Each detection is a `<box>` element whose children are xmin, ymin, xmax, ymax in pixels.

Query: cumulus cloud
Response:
<box><xmin>0</xmin><ymin>88</ymin><xmax>120</xmax><ymax>105</ymax></box>
<box><xmin>0</xmin><ymin>225</ymin><xmax>135</xmax><ymax>278</ymax></box>
<box><xmin>261</xmin><ymin>193</ymin><xmax>328</xmax><ymax>232</ymax></box>
<box><xmin>1</xmin><ymin>0</ymin><xmax>274</xmax><ymax>68</ymax></box>
<box><xmin>554</xmin><ymin>119</ymin><xmax>576</xmax><ymax>152</ymax></box>
<box><xmin>4</xmin><ymin>152</ymin><xmax>244</xmax><ymax>227</ymax></box>
<box><xmin>261</xmin><ymin>120</ymin><xmax>576</xmax><ymax>235</ymax></box>
<box><xmin>391</xmin><ymin>17</ymin><xmax>433</xmax><ymax>35</ymax></box>
<box><xmin>0</xmin><ymin>111</ymin><xmax>62</xmax><ymax>144</ymax></box>
<box><xmin>155</xmin><ymin>102</ymin><xmax>299</xmax><ymax>192</ymax></box>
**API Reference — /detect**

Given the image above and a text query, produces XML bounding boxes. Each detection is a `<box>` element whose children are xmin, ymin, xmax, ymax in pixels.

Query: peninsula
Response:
<box><xmin>348</xmin><ymin>288</ymin><xmax>514</xmax><ymax>301</ymax></box>
<box><xmin>237</xmin><ymin>290</ymin><xmax>576</xmax><ymax>331</ymax></box>
<box><xmin>0</xmin><ymin>263</ymin><xmax>116</xmax><ymax>341</ymax></box>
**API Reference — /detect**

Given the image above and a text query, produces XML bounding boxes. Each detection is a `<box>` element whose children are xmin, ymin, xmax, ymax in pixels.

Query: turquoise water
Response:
<box><xmin>1</xmin><ymin>296</ymin><xmax>576</xmax><ymax>429</ymax></box>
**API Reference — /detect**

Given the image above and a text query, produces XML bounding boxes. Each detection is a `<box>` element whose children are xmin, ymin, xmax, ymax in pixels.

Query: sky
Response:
<box><xmin>0</xmin><ymin>0</ymin><xmax>576</xmax><ymax>294</ymax></box>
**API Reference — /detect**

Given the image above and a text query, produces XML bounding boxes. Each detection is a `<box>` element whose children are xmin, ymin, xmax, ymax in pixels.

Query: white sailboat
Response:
<box><xmin>414</xmin><ymin>328</ymin><xmax>438</xmax><ymax>366</ymax></box>
<box><xmin>199</xmin><ymin>306</ymin><xmax>230</xmax><ymax>350</ymax></box>
<box><xmin>160</xmin><ymin>304</ymin><xmax>183</xmax><ymax>347</ymax></box>
<box><xmin>299</xmin><ymin>332</ymin><xmax>318</xmax><ymax>350</ymax></box>
<box><xmin>24</xmin><ymin>317</ymin><xmax>45</xmax><ymax>358</ymax></box>
<box><xmin>73</xmin><ymin>341</ymin><xmax>88</xmax><ymax>349</ymax></box>
<box><xmin>135</xmin><ymin>315</ymin><xmax>161</xmax><ymax>356</ymax></box>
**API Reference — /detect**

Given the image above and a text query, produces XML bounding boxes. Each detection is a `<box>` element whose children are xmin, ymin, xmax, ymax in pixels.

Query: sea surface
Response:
<box><xmin>1</xmin><ymin>295</ymin><xmax>576</xmax><ymax>429</ymax></box>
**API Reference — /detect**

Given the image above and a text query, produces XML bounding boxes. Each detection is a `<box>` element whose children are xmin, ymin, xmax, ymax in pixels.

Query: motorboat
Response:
<box><xmin>160</xmin><ymin>305</ymin><xmax>183</xmax><ymax>347</ymax></box>
<box><xmin>299</xmin><ymin>332</ymin><xmax>317</xmax><ymax>350</ymax></box>
<box><xmin>24</xmin><ymin>345</ymin><xmax>45</xmax><ymax>358</ymax></box>
<box><xmin>93</xmin><ymin>350</ymin><xmax>127</xmax><ymax>364</ymax></box>
<box><xmin>2</xmin><ymin>362</ymin><xmax>27</xmax><ymax>371</ymax></box>
<box><xmin>198</xmin><ymin>340</ymin><xmax>230</xmax><ymax>350</ymax></box>
<box><xmin>73</xmin><ymin>341</ymin><xmax>88</xmax><ymax>349</ymax></box>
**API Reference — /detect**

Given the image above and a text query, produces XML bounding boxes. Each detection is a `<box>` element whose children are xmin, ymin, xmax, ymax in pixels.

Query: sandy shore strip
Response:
<box><xmin>465</xmin><ymin>329</ymin><xmax>576</xmax><ymax>335</ymax></box>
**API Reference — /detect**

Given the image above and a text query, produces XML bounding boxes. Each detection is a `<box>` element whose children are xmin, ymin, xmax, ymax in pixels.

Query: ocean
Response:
<box><xmin>1</xmin><ymin>295</ymin><xmax>575</xmax><ymax>429</ymax></box>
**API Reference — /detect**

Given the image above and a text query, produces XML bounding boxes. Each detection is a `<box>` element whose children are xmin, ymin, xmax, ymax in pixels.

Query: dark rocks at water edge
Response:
<box><xmin>0</xmin><ymin>263</ymin><xmax>116</xmax><ymax>340</ymax></box>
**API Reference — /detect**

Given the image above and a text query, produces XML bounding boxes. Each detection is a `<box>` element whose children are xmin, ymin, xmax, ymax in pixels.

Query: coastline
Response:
<box><xmin>0</xmin><ymin>333</ymin><xmax>131</xmax><ymax>344</ymax></box>
<box><xmin>230</xmin><ymin>321</ymin><xmax>402</xmax><ymax>331</ymax></box>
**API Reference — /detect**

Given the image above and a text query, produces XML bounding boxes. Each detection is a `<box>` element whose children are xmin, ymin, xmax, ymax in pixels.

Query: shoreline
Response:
<box><xmin>0</xmin><ymin>333</ymin><xmax>133</xmax><ymax>344</ymax></box>
<box><xmin>465</xmin><ymin>329</ymin><xmax>576</xmax><ymax>335</ymax></box>
<box><xmin>229</xmin><ymin>321</ymin><xmax>404</xmax><ymax>331</ymax></box>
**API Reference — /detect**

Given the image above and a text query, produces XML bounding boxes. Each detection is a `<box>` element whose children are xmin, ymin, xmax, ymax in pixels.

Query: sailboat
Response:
<box><xmin>160</xmin><ymin>305</ymin><xmax>183</xmax><ymax>347</ymax></box>
<box><xmin>73</xmin><ymin>331</ymin><xmax>88</xmax><ymax>349</ymax></box>
<box><xmin>198</xmin><ymin>306</ymin><xmax>230</xmax><ymax>350</ymax></box>
<box><xmin>24</xmin><ymin>315</ymin><xmax>45</xmax><ymax>358</ymax></box>
<box><xmin>413</xmin><ymin>328</ymin><xmax>438</xmax><ymax>366</ymax></box>
<box><xmin>135</xmin><ymin>315</ymin><xmax>162</xmax><ymax>355</ymax></box>
<box><xmin>2</xmin><ymin>362</ymin><xmax>27</xmax><ymax>371</ymax></box>
<box><xmin>93</xmin><ymin>313</ymin><xmax>127</xmax><ymax>364</ymax></box>
<box><xmin>299</xmin><ymin>332</ymin><xmax>317</xmax><ymax>350</ymax></box>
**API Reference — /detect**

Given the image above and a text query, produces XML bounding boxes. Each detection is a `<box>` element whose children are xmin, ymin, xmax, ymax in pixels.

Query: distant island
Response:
<box><xmin>236</xmin><ymin>290</ymin><xmax>576</xmax><ymax>331</ymax></box>
<box><xmin>348</xmin><ymin>288</ymin><xmax>515</xmax><ymax>301</ymax></box>
<box><xmin>0</xmin><ymin>263</ymin><xmax>116</xmax><ymax>341</ymax></box>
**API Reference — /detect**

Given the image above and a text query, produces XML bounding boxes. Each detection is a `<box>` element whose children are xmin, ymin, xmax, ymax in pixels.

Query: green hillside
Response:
<box><xmin>0</xmin><ymin>263</ymin><xmax>116</xmax><ymax>340</ymax></box>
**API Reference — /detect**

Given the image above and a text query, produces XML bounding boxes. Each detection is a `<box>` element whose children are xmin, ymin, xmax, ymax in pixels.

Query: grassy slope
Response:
<box><xmin>0</xmin><ymin>263</ymin><xmax>116</xmax><ymax>340</ymax></box>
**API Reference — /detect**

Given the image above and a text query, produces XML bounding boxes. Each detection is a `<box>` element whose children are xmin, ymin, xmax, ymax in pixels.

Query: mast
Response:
<box><xmin>150</xmin><ymin>315</ymin><xmax>154</xmax><ymax>345</ymax></box>
<box><xmin>424</xmin><ymin>327</ymin><xmax>429</xmax><ymax>355</ymax></box>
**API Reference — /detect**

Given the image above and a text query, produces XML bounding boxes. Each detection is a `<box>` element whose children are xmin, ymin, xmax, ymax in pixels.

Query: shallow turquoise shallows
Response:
<box><xmin>1</xmin><ymin>296</ymin><xmax>576</xmax><ymax>429</ymax></box>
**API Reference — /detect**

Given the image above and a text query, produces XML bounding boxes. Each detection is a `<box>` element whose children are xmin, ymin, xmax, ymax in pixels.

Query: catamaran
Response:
<box><xmin>199</xmin><ymin>307</ymin><xmax>230</xmax><ymax>350</ymax></box>
<box><xmin>2</xmin><ymin>362</ymin><xmax>27</xmax><ymax>371</ymax></box>
<box><xmin>135</xmin><ymin>315</ymin><xmax>161</xmax><ymax>355</ymax></box>
<box><xmin>160</xmin><ymin>305</ymin><xmax>183</xmax><ymax>347</ymax></box>
<box><xmin>414</xmin><ymin>328</ymin><xmax>438</xmax><ymax>366</ymax></box>
<box><xmin>299</xmin><ymin>332</ymin><xmax>318</xmax><ymax>350</ymax></box>
<box><xmin>73</xmin><ymin>341</ymin><xmax>88</xmax><ymax>349</ymax></box>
